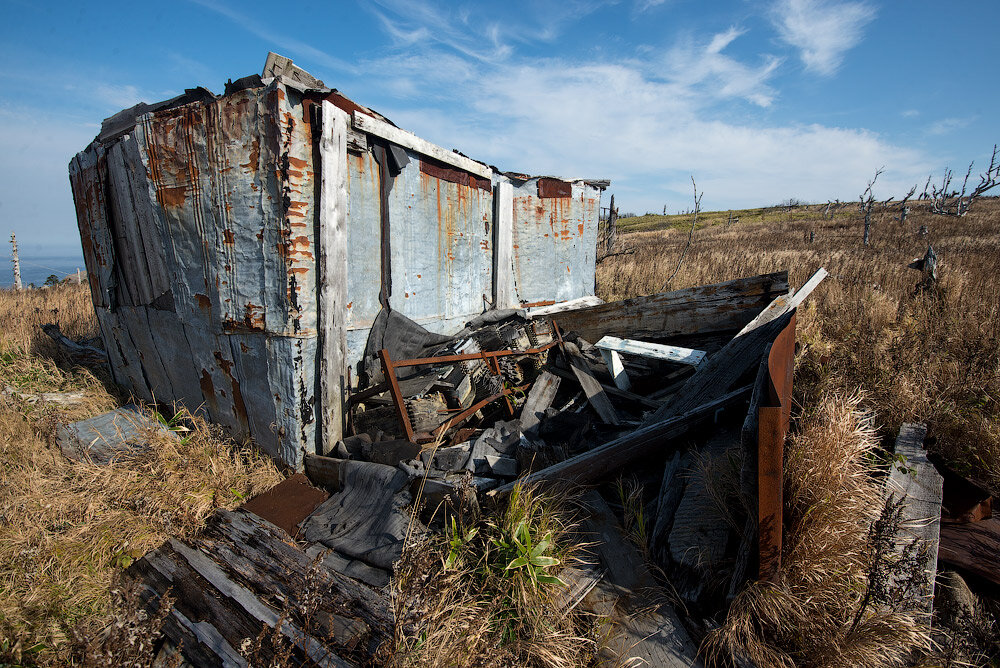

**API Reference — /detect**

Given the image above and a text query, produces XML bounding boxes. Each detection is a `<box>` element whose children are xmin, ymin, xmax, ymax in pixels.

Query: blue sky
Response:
<box><xmin>1</xmin><ymin>0</ymin><xmax>997</xmax><ymax>256</ymax></box>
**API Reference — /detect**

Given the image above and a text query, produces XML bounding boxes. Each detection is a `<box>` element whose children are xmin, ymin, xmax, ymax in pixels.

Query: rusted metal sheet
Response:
<box><xmin>758</xmin><ymin>311</ymin><xmax>795</xmax><ymax>581</ymax></box>
<box><xmin>537</xmin><ymin>177</ymin><xmax>572</xmax><ymax>198</ymax></box>
<box><xmin>510</xmin><ymin>178</ymin><xmax>600</xmax><ymax>305</ymax></box>
<box><xmin>389</xmin><ymin>151</ymin><xmax>494</xmax><ymax>333</ymax></box>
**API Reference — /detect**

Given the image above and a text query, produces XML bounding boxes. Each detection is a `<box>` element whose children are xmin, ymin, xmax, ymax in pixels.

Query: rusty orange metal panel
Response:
<box><xmin>511</xmin><ymin>178</ymin><xmax>599</xmax><ymax>304</ymax></box>
<box><xmin>757</xmin><ymin>311</ymin><xmax>796</xmax><ymax>581</ymax></box>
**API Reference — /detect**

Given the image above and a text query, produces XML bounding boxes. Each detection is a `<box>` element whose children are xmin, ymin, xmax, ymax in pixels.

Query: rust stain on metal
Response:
<box><xmin>195</xmin><ymin>293</ymin><xmax>211</xmax><ymax>310</ymax></box>
<box><xmin>222</xmin><ymin>229</ymin><xmax>235</xmax><ymax>245</ymax></box>
<box><xmin>537</xmin><ymin>177</ymin><xmax>571</xmax><ymax>198</ymax></box>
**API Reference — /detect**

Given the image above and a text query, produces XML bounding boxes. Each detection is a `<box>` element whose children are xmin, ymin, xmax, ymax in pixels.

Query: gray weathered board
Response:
<box><xmin>56</xmin><ymin>406</ymin><xmax>174</xmax><ymax>465</ymax></box>
<box><xmin>578</xmin><ymin>491</ymin><xmax>703</xmax><ymax>668</ymax></box>
<box><xmin>886</xmin><ymin>423</ymin><xmax>943</xmax><ymax>622</ymax></box>
<box><xmin>545</xmin><ymin>272</ymin><xmax>789</xmax><ymax>342</ymax></box>
<box><xmin>124</xmin><ymin>508</ymin><xmax>393</xmax><ymax>667</ymax></box>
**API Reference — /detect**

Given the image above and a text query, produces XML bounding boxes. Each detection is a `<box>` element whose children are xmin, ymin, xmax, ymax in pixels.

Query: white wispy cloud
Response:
<box><xmin>355</xmin><ymin>40</ymin><xmax>929</xmax><ymax>212</ymax></box>
<box><xmin>771</xmin><ymin>0</ymin><xmax>876</xmax><ymax>76</ymax></box>
<box><xmin>927</xmin><ymin>116</ymin><xmax>974</xmax><ymax>136</ymax></box>
<box><xmin>660</xmin><ymin>27</ymin><xmax>782</xmax><ymax>107</ymax></box>
<box><xmin>188</xmin><ymin>0</ymin><xmax>359</xmax><ymax>75</ymax></box>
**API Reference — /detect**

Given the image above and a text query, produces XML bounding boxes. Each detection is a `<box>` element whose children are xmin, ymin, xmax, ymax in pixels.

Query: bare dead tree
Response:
<box><xmin>859</xmin><ymin>167</ymin><xmax>884</xmax><ymax>246</ymax></box>
<box><xmin>662</xmin><ymin>176</ymin><xmax>701</xmax><ymax>290</ymax></box>
<box><xmin>897</xmin><ymin>184</ymin><xmax>917</xmax><ymax>223</ymax></box>
<box><xmin>928</xmin><ymin>144</ymin><xmax>1000</xmax><ymax>216</ymax></box>
<box><xmin>596</xmin><ymin>194</ymin><xmax>633</xmax><ymax>263</ymax></box>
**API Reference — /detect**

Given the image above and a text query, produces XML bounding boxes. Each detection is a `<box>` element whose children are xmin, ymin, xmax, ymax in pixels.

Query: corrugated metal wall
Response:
<box><xmin>70</xmin><ymin>78</ymin><xmax>604</xmax><ymax>469</ymax></box>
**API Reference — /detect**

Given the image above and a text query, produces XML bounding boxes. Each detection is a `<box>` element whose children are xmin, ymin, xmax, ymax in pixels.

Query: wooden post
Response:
<box><xmin>493</xmin><ymin>181</ymin><xmax>514</xmax><ymax>308</ymax></box>
<box><xmin>318</xmin><ymin>101</ymin><xmax>350</xmax><ymax>455</ymax></box>
<box><xmin>10</xmin><ymin>233</ymin><xmax>22</xmax><ymax>290</ymax></box>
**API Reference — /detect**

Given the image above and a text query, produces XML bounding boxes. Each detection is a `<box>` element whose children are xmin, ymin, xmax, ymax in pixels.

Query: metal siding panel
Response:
<box><xmin>119</xmin><ymin>305</ymin><xmax>175</xmax><ymax>401</ymax></box>
<box><xmin>106</xmin><ymin>142</ymin><xmax>154</xmax><ymax>305</ymax></box>
<box><xmin>511</xmin><ymin>179</ymin><xmax>600</xmax><ymax>304</ymax></box>
<box><xmin>118</xmin><ymin>136</ymin><xmax>172</xmax><ymax>298</ymax></box>
<box><xmin>344</xmin><ymin>150</ymin><xmax>382</xmax><ymax>332</ymax></box>
<box><xmin>225</xmin><ymin>333</ymin><xmax>282</xmax><ymax>459</ymax></box>
<box><xmin>144</xmin><ymin>307</ymin><xmax>207</xmax><ymax>411</ymax></box>
<box><xmin>389</xmin><ymin>152</ymin><xmax>493</xmax><ymax>328</ymax></box>
<box><xmin>69</xmin><ymin>147</ymin><xmax>115</xmax><ymax>308</ymax></box>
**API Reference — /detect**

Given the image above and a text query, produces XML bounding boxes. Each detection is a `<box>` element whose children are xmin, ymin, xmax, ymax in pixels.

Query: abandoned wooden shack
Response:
<box><xmin>66</xmin><ymin>53</ymin><xmax>919</xmax><ymax>666</ymax></box>
<box><xmin>69</xmin><ymin>53</ymin><xmax>608</xmax><ymax>470</ymax></box>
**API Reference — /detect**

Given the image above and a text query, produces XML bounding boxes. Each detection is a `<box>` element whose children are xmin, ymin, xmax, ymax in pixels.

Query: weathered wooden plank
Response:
<box><xmin>598</xmin><ymin>348</ymin><xmax>630</xmax><ymax>391</ymax></box>
<box><xmin>546</xmin><ymin>365</ymin><xmax>665</xmax><ymax>410</ymax></box>
<box><xmin>546</xmin><ymin>272</ymin><xmax>790</xmax><ymax>342</ymax></box>
<box><xmin>564</xmin><ymin>342</ymin><xmax>619</xmax><ymax>425</ymax></box>
<box><xmin>169</xmin><ymin>539</ymin><xmax>353</xmax><ymax>668</ymax></box>
<box><xmin>352</xmin><ymin>111</ymin><xmax>492</xmax><ymax>179</ymax></box>
<box><xmin>938</xmin><ymin>518</ymin><xmax>1000</xmax><ymax>586</ymax></box>
<box><xmin>524</xmin><ymin>295</ymin><xmax>605</xmax><ymax>318</ymax></box>
<box><xmin>493</xmin><ymin>181</ymin><xmax>515</xmax><ymax>308</ymax></box>
<box><xmin>886</xmin><ymin>423</ymin><xmax>943</xmax><ymax>621</ymax></box>
<box><xmin>649</xmin><ymin>450</ymin><xmax>687</xmax><ymax>564</ymax></box>
<box><xmin>319</xmin><ymin>101</ymin><xmax>350</xmax><ymax>455</ymax></box>
<box><xmin>491</xmin><ymin>385</ymin><xmax>750</xmax><ymax>494</ymax></box>
<box><xmin>578</xmin><ymin>491</ymin><xmax>703</xmax><ymax>668</ymax></box>
<box><xmin>519</xmin><ymin>370</ymin><xmax>561</xmax><ymax>433</ymax></box>
<box><xmin>646</xmin><ymin>270</ymin><xmax>823</xmax><ymax>425</ymax></box>
<box><xmin>56</xmin><ymin>406</ymin><xmax>173</xmax><ymax>465</ymax></box>
<box><xmin>596</xmin><ymin>336</ymin><xmax>706</xmax><ymax>367</ymax></box>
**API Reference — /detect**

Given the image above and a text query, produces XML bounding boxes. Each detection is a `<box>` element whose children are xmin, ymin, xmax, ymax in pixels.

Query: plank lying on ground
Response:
<box><xmin>886</xmin><ymin>423</ymin><xmax>943</xmax><ymax>622</ymax></box>
<box><xmin>547</xmin><ymin>366</ymin><xmax>663</xmax><ymax>409</ymax></box>
<box><xmin>596</xmin><ymin>336</ymin><xmax>706</xmax><ymax>367</ymax></box>
<box><xmin>578</xmin><ymin>491</ymin><xmax>703</xmax><ymax>667</ymax></box>
<box><xmin>545</xmin><ymin>272</ymin><xmax>789</xmax><ymax>343</ymax></box>
<box><xmin>519</xmin><ymin>370</ymin><xmax>561</xmax><ymax>433</ymax></box>
<box><xmin>124</xmin><ymin>508</ymin><xmax>392</xmax><ymax>666</ymax></box>
<box><xmin>56</xmin><ymin>406</ymin><xmax>174</xmax><ymax>465</ymax></box>
<box><xmin>491</xmin><ymin>385</ymin><xmax>750</xmax><ymax>494</ymax></box>
<box><xmin>938</xmin><ymin>517</ymin><xmax>1000</xmax><ymax>586</ymax></box>
<box><xmin>41</xmin><ymin>322</ymin><xmax>109</xmax><ymax>369</ymax></box>
<box><xmin>646</xmin><ymin>268</ymin><xmax>826</xmax><ymax>424</ymax></box>
<box><xmin>564</xmin><ymin>342</ymin><xmax>619</xmax><ymax>425</ymax></box>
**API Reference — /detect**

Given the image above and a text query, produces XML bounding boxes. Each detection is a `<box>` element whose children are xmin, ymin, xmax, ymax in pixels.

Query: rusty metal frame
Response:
<box><xmin>758</xmin><ymin>311</ymin><xmax>796</xmax><ymax>581</ymax></box>
<box><xmin>377</xmin><ymin>342</ymin><xmax>556</xmax><ymax>442</ymax></box>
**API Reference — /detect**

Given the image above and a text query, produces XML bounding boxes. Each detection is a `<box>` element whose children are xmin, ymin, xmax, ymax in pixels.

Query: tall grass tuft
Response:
<box><xmin>702</xmin><ymin>394</ymin><xmax>931</xmax><ymax>667</ymax></box>
<box><xmin>386</xmin><ymin>483</ymin><xmax>595</xmax><ymax>667</ymax></box>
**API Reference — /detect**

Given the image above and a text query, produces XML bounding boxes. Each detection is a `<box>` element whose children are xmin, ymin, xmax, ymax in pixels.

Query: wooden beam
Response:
<box><xmin>519</xmin><ymin>370</ymin><xmax>561</xmax><ymax>433</ymax></box>
<box><xmin>545</xmin><ymin>272</ymin><xmax>790</xmax><ymax>343</ymax></box>
<box><xmin>646</xmin><ymin>269</ymin><xmax>824</xmax><ymax>425</ymax></box>
<box><xmin>490</xmin><ymin>385</ymin><xmax>750</xmax><ymax>494</ymax></box>
<box><xmin>352</xmin><ymin>111</ymin><xmax>492</xmax><ymax>179</ymax></box>
<box><xmin>565</xmin><ymin>342</ymin><xmax>619</xmax><ymax>425</ymax></box>
<box><xmin>318</xmin><ymin>101</ymin><xmax>350</xmax><ymax>456</ymax></box>
<box><xmin>546</xmin><ymin>365</ymin><xmax>664</xmax><ymax>409</ymax></box>
<box><xmin>494</xmin><ymin>181</ymin><xmax>515</xmax><ymax>308</ymax></box>
<box><xmin>598</xmin><ymin>348</ymin><xmax>631</xmax><ymax>391</ymax></box>
<box><xmin>596</xmin><ymin>336</ymin><xmax>706</xmax><ymax>367</ymax></box>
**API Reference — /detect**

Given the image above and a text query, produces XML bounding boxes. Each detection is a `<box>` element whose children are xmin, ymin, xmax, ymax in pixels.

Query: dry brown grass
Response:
<box><xmin>0</xmin><ymin>284</ymin><xmax>284</xmax><ymax>665</ymax></box>
<box><xmin>702</xmin><ymin>393</ymin><xmax>930</xmax><ymax>667</ymax></box>
<box><xmin>598</xmin><ymin>199</ymin><xmax>1000</xmax><ymax>491</ymax></box>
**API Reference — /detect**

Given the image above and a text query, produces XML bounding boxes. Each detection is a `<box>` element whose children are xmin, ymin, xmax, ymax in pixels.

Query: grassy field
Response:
<box><xmin>0</xmin><ymin>284</ymin><xmax>283</xmax><ymax>665</ymax></box>
<box><xmin>1</xmin><ymin>196</ymin><xmax>997</xmax><ymax>665</ymax></box>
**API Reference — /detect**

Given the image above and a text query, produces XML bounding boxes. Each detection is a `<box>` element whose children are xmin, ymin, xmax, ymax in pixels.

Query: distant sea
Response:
<box><xmin>0</xmin><ymin>255</ymin><xmax>87</xmax><ymax>289</ymax></box>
